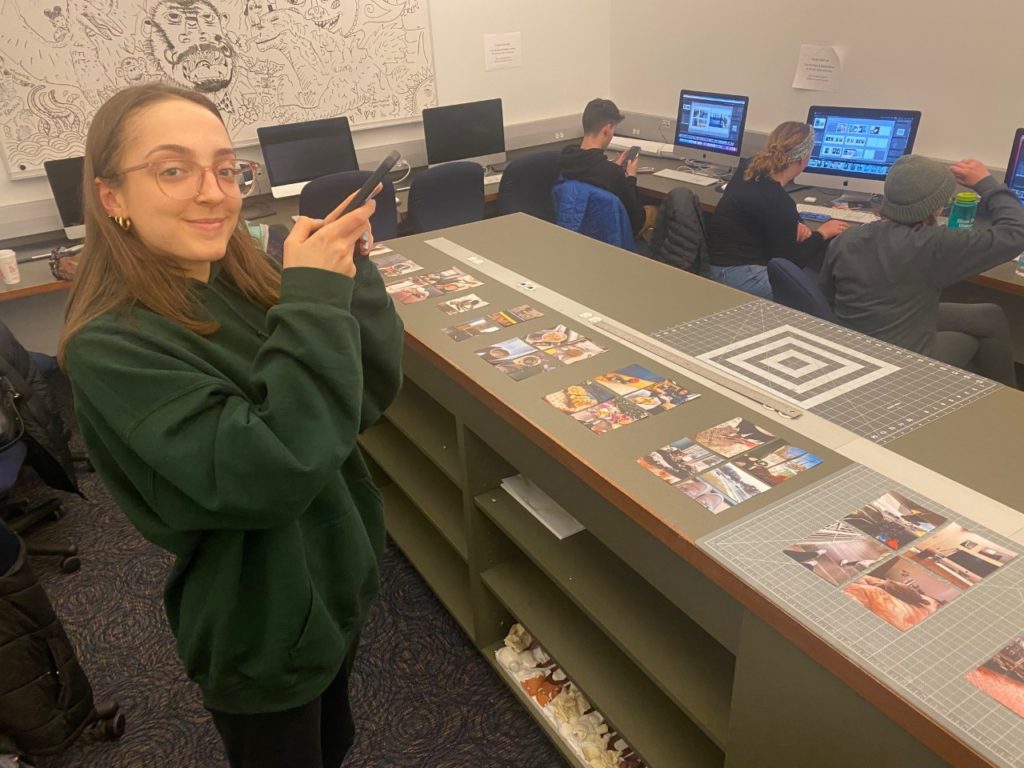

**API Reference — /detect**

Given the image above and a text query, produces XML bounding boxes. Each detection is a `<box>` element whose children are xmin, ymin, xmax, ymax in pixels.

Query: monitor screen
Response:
<box><xmin>674</xmin><ymin>90</ymin><xmax>749</xmax><ymax>158</ymax></box>
<box><xmin>804</xmin><ymin>105</ymin><xmax>921</xmax><ymax>184</ymax></box>
<box><xmin>422</xmin><ymin>98</ymin><xmax>505</xmax><ymax>166</ymax></box>
<box><xmin>257</xmin><ymin>116</ymin><xmax>358</xmax><ymax>190</ymax></box>
<box><xmin>43</xmin><ymin>156</ymin><xmax>85</xmax><ymax>229</ymax></box>
<box><xmin>1003</xmin><ymin>128</ymin><xmax>1024</xmax><ymax>204</ymax></box>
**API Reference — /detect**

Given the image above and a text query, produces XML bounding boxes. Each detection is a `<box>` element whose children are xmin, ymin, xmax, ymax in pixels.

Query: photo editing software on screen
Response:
<box><xmin>806</xmin><ymin>106</ymin><xmax>920</xmax><ymax>180</ymax></box>
<box><xmin>675</xmin><ymin>91</ymin><xmax>749</xmax><ymax>157</ymax></box>
<box><xmin>1004</xmin><ymin>128</ymin><xmax>1024</xmax><ymax>204</ymax></box>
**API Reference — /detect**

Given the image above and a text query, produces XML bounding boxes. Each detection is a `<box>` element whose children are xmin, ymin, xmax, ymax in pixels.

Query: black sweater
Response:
<box><xmin>707</xmin><ymin>172</ymin><xmax>825</xmax><ymax>269</ymax></box>
<box><xmin>560</xmin><ymin>146</ymin><xmax>644</xmax><ymax>234</ymax></box>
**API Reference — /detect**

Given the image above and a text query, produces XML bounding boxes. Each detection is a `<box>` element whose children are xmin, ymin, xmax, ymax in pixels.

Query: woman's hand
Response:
<box><xmin>283</xmin><ymin>190</ymin><xmax>376</xmax><ymax>278</ymax></box>
<box><xmin>817</xmin><ymin>219</ymin><xmax>850</xmax><ymax>240</ymax></box>
<box><xmin>796</xmin><ymin>222</ymin><xmax>813</xmax><ymax>242</ymax></box>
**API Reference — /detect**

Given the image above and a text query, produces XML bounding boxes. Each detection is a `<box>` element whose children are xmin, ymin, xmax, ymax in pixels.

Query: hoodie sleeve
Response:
<box><xmin>351</xmin><ymin>257</ymin><xmax>404</xmax><ymax>430</ymax></box>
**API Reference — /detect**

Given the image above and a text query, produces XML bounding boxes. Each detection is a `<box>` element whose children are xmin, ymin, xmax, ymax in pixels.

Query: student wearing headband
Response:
<box><xmin>706</xmin><ymin>121</ymin><xmax>849</xmax><ymax>299</ymax></box>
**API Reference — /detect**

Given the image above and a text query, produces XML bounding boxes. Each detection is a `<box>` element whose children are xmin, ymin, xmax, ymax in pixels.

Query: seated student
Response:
<box><xmin>820</xmin><ymin>155</ymin><xmax>1024</xmax><ymax>387</ymax></box>
<box><xmin>706</xmin><ymin>122</ymin><xmax>848</xmax><ymax>299</ymax></box>
<box><xmin>560</xmin><ymin>98</ymin><xmax>656</xmax><ymax>237</ymax></box>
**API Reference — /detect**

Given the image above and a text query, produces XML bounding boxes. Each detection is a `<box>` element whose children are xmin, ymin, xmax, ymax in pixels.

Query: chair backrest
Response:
<box><xmin>497</xmin><ymin>151</ymin><xmax>561</xmax><ymax>221</ymax></box>
<box><xmin>407</xmin><ymin>161</ymin><xmax>485</xmax><ymax>234</ymax></box>
<box><xmin>647</xmin><ymin>187</ymin><xmax>709</xmax><ymax>274</ymax></box>
<box><xmin>0</xmin><ymin>440</ymin><xmax>28</xmax><ymax>496</ymax></box>
<box><xmin>298</xmin><ymin>171</ymin><xmax>399</xmax><ymax>241</ymax></box>
<box><xmin>551</xmin><ymin>179</ymin><xmax>636</xmax><ymax>251</ymax></box>
<box><xmin>767</xmin><ymin>258</ymin><xmax>836</xmax><ymax>321</ymax></box>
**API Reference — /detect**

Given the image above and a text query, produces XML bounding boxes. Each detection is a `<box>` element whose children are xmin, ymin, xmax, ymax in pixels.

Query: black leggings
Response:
<box><xmin>209</xmin><ymin>641</ymin><xmax>358</xmax><ymax>768</ymax></box>
<box><xmin>932</xmin><ymin>303</ymin><xmax>1017</xmax><ymax>387</ymax></box>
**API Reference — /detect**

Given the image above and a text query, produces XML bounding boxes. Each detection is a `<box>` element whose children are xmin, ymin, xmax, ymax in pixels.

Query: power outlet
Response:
<box><xmin>659</xmin><ymin>119</ymin><xmax>673</xmax><ymax>131</ymax></box>
<box><xmin>631</xmin><ymin>128</ymin><xmax>641</xmax><ymax>136</ymax></box>
<box><xmin>553</xmin><ymin>131</ymin><xmax>565</xmax><ymax>140</ymax></box>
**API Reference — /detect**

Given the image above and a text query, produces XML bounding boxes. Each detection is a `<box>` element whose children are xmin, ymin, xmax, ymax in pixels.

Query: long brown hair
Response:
<box><xmin>744</xmin><ymin>121</ymin><xmax>813</xmax><ymax>182</ymax></box>
<box><xmin>58</xmin><ymin>82</ymin><xmax>280</xmax><ymax>365</ymax></box>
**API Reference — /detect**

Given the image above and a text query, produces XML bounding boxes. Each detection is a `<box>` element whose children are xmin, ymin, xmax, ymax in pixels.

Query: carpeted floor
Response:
<box><xmin>16</xmin><ymin>374</ymin><xmax>567</xmax><ymax>768</ymax></box>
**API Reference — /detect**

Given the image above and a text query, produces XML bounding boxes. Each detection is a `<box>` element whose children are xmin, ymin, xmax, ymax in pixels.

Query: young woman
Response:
<box><xmin>59</xmin><ymin>82</ymin><xmax>404</xmax><ymax>768</ymax></box>
<box><xmin>706</xmin><ymin>121</ymin><xmax>849</xmax><ymax>299</ymax></box>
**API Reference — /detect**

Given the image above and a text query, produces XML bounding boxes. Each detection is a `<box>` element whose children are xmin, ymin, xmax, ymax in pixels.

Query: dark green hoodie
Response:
<box><xmin>65</xmin><ymin>259</ymin><xmax>403</xmax><ymax>714</ymax></box>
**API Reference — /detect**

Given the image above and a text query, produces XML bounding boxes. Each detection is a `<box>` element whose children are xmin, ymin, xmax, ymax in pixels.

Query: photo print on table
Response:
<box><xmin>439</xmin><ymin>294</ymin><xmax>489</xmax><ymax>315</ymax></box>
<box><xmin>783</xmin><ymin>520</ymin><xmax>892</xmax><ymax>587</ymax></box>
<box><xmin>372</xmin><ymin>252</ymin><xmax>422</xmax><ymax>279</ymax></box>
<box><xmin>441</xmin><ymin>305</ymin><xmax>546</xmax><ymax>342</ymax></box>
<box><xmin>543</xmin><ymin>380</ymin><xmax>617</xmax><ymax>414</ymax></box>
<box><xmin>571</xmin><ymin>398</ymin><xmax>648</xmax><ymax>435</ymax></box>
<box><xmin>385</xmin><ymin>278</ymin><xmax>439</xmax><ymax>304</ymax></box>
<box><xmin>843</xmin><ymin>491</ymin><xmax>948</xmax><ymax>551</ymax></box>
<box><xmin>842</xmin><ymin>555</ymin><xmax>964</xmax><ymax>631</ymax></box>
<box><xmin>903</xmin><ymin>523</ymin><xmax>1017</xmax><ymax>591</ymax></box>
<box><xmin>492</xmin><ymin>353</ymin><xmax>562</xmax><ymax>382</ymax></box>
<box><xmin>638</xmin><ymin>421</ymin><xmax>820</xmax><ymax>514</ymax></box>
<box><xmin>965</xmin><ymin>633</ymin><xmax>1024</xmax><ymax>719</ymax></box>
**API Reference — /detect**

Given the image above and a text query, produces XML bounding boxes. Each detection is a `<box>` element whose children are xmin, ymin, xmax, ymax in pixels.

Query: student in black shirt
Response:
<box><xmin>707</xmin><ymin>121</ymin><xmax>848</xmax><ymax>299</ymax></box>
<box><xmin>560</xmin><ymin>98</ymin><xmax>656</xmax><ymax>237</ymax></box>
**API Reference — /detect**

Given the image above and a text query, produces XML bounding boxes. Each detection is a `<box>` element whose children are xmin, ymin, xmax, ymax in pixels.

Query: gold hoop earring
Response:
<box><xmin>111</xmin><ymin>215</ymin><xmax>131</xmax><ymax>231</ymax></box>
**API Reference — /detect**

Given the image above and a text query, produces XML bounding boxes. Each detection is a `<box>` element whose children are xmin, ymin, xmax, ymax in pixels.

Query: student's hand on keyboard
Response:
<box><xmin>796</xmin><ymin>222</ymin><xmax>813</xmax><ymax>242</ymax></box>
<box><xmin>817</xmin><ymin>219</ymin><xmax>850</xmax><ymax>239</ymax></box>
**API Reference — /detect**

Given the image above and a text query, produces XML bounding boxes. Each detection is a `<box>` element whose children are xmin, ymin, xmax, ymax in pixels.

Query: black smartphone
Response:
<box><xmin>623</xmin><ymin>146</ymin><xmax>641</xmax><ymax>164</ymax></box>
<box><xmin>339</xmin><ymin>150</ymin><xmax>401</xmax><ymax>216</ymax></box>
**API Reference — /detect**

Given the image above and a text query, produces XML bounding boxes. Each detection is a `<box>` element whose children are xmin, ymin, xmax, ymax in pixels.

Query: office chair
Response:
<box><xmin>551</xmin><ymin>179</ymin><xmax>636</xmax><ymax>251</ymax></box>
<box><xmin>766</xmin><ymin>258</ymin><xmax>836</xmax><ymax>322</ymax></box>
<box><xmin>496</xmin><ymin>151</ymin><xmax>561</xmax><ymax>222</ymax></box>
<box><xmin>299</xmin><ymin>171</ymin><xmax>399</xmax><ymax>241</ymax></box>
<box><xmin>0</xmin><ymin>439</ymin><xmax>80</xmax><ymax>573</ymax></box>
<box><xmin>407</xmin><ymin>161</ymin><xmax>484</xmax><ymax>234</ymax></box>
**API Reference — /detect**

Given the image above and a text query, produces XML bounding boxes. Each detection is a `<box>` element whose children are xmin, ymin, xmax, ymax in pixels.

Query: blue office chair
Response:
<box><xmin>407</xmin><ymin>161</ymin><xmax>484</xmax><ymax>234</ymax></box>
<box><xmin>497</xmin><ymin>151</ymin><xmax>561</xmax><ymax>222</ymax></box>
<box><xmin>767</xmin><ymin>258</ymin><xmax>836</xmax><ymax>322</ymax></box>
<box><xmin>551</xmin><ymin>179</ymin><xmax>636</xmax><ymax>251</ymax></box>
<box><xmin>299</xmin><ymin>171</ymin><xmax>399</xmax><ymax>240</ymax></box>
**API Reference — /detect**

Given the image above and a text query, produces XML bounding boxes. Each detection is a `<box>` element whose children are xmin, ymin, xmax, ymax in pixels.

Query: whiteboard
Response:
<box><xmin>0</xmin><ymin>0</ymin><xmax>437</xmax><ymax>178</ymax></box>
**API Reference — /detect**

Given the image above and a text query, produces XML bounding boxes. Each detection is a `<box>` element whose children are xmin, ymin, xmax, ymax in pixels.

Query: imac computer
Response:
<box><xmin>672</xmin><ymin>90</ymin><xmax>749</xmax><ymax>173</ymax></box>
<box><xmin>43</xmin><ymin>156</ymin><xmax>85</xmax><ymax>241</ymax></box>
<box><xmin>422</xmin><ymin>98</ymin><xmax>506</xmax><ymax>169</ymax></box>
<box><xmin>796</xmin><ymin>105</ymin><xmax>922</xmax><ymax>195</ymax></box>
<box><xmin>1003</xmin><ymin>127</ymin><xmax>1024</xmax><ymax>204</ymax></box>
<box><xmin>257</xmin><ymin>116</ymin><xmax>358</xmax><ymax>199</ymax></box>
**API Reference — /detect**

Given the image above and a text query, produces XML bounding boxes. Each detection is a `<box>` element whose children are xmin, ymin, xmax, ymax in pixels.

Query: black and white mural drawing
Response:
<box><xmin>0</xmin><ymin>0</ymin><xmax>436</xmax><ymax>175</ymax></box>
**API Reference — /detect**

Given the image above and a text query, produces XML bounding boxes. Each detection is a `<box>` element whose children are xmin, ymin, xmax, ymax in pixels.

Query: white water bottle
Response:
<box><xmin>0</xmin><ymin>249</ymin><xmax>20</xmax><ymax>285</ymax></box>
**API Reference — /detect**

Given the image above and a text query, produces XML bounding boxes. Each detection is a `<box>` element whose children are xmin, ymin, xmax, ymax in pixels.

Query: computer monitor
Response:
<box><xmin>422</xmin><ymin>98</ymin><xmax>506</xmax><ymax>168</ymax></box>
<box><xmin>43</xmin><ymin>156</ymin><xmax>85</xmax><ymax>241</ymax></box>
<box><xmin>672</xmin><ymin>90</ymin><xmax>749</xmax><ymax>167</ymax></box>
<box><xmin>796</xmin><ymin>105</ymin><xmax>922</xmax><ymax>195</ymax></box>
<box><xmin>1003</xmin><ymin>128</ymin><xmax>1024</xmax><ymax>205</ymax></box>
<box><xmin>257</xmin><ymin>116</ymin><xmax>358</xmax><ymax>199</ymax></box>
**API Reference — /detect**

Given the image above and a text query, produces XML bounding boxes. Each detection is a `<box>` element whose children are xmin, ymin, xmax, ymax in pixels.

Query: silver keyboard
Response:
<box><xmin>653</xmin><ymin>168</ymin><xmax>720</xmax><ymax>187</ymax></box>
<box><xmin>796</xmin><ymin>204</ymin><xmax>880</xmax><ymax>224</ymax></box>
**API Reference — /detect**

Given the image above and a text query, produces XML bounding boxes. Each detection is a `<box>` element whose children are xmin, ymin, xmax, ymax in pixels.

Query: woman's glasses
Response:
<box><xmin>111</xmin><ymin>159</ymin><xmax>260</xmax><ymax>199</ymax></box>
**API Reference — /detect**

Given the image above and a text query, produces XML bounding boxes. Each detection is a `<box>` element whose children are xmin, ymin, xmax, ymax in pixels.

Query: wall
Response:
<box><xmin>0</xmin><ymin>0</ymin><xmax>610</xmax><ymax>237</ymax></box>
<box><xmin>610</xmin><ymin>0</ymin><xmax>1018</xmax><ymax>169</ymax></box>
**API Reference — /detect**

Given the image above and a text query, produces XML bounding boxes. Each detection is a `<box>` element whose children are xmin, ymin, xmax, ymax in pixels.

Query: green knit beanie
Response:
<box><xmin>880</xmin><ymin>155</ymin><xmax>955</xmax><ymax>224</ymax></box>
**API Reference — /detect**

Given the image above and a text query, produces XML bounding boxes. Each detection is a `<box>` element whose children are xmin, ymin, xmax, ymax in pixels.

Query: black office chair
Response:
<box><xmin>766</xmin><ymin>258</ymin><xmax>836</xmax><ymax>321</ymax></box>
<box><xmin>407</xmin><ymin>161</ymin><xmax>484</xmax><ymax>233</ymax></box>
<box><xmin>299</xmin><ymin>171</ymin><xmax>399</xmax><ymax>240</ymax></box>
<box><xmin>497</xmin><ymin>151</ymin><xmax>561</xmax><ymax>222</ymax></box>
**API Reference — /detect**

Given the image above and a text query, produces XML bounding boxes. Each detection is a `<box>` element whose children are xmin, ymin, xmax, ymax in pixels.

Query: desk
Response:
<box><xmin>365</xmin><ymin>214</ymin><xmax>1024</xmax><ymax>768</ymax></box>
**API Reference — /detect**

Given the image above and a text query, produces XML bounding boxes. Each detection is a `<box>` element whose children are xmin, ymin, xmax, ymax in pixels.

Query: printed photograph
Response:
<box><xmin>783</xmin><ymin>520</ymin><xmax>892</xmax><ymax>587</ymax></box>
<box><xmin>733</xmin><ymin>444</ymin><xmax>814</xmax><ymax>486</ymax></box>
<box><xmin>699</xmin><ymin>463</ymin><xmax>771</xmax><ymax>505</ymax></box>
<box><xmin>441</xmin><ymin>316</ymin><xmax>504</xmax><ymax>342</ymax></box>
<box><xmin>493</xmin><ymin>354</ymin><xmax>561</xmax><ymax>381</ymax></box>
<box><xmin>543</xmin><ymin>340</ymin><xmax>607</xmax><ymax>365</ymax></box>
<box><xmin>543</xmin><ymin>381</ymin><xmax>616</xmax><ymax>415</ymax></box>
<box><xmin>508</xmin><ymin>305</ymin><xmax>545</xmax><ymax>322</ymax></box>
<box><xmin>843</xmin><ymin>491</ymin><xmax>948</xmax><ymax>551</ymax></box>
<box><xmin>571</xmin><ymin>399</ymin><xmax>649</xmax><ymax>435</ymax></box>
<box><xmin>763</xmin><ymin>452</ymin><xmax>823</xmax><ymax>483</ymax></box>
<box><xmin>638</xmin><ymin>438</ymin><xmax>723</xmax><ymax>485</ymax></box>
<box><xmin>965</xmin><ymin>634</ymin><xmax>1024</xmax><ymax>719</ymax></box>
<box><xmin>386</xmin><ymin>279</ymin><xmax>440</xmax><ymax>304</ymax></box>
<box><xmin>373</xmin><ymin>253</ymin><xmax>423</xmax><ymax>279</ymax></box>
<box><xmin>843</xmin><ymin>556</ymin><xmax>963</xmax><ymax>631</ymax></box>
<box><xmin>594</xmin><ymin>364</ymin><xmax>664</xmax><ymax>395</ymax></box>
<box><xmin>624</xmin><ymin>380</ymin><xmax>700</xmax><ymax>415</ymax></box>
<box><xmin>439</xmin><ymin>294</ymin><xmax>490</xmax><ymax>315</ymax></box>
<box><xmin>678</xmin><ymin>476</ymin><xmax>731</xmax><ymax>514</ymax></box>
<box><xmin>905</xmin><ymin>524</ymin><xmax>1017</xmax><ymax>590</ymax></box>
<box><xmin>692</xmin><ymin>417</ymin><xmax>776</xmax><ymax>458</ymax></box>
<box><xmin>524</xmin><ymin>324</ymin><xmax>583</xmax><ymax>350</ymax></box>
<box><xmin>475</xmin><ymin>338</ymin><xmax>538</xmax><ymax>365</ymax></box>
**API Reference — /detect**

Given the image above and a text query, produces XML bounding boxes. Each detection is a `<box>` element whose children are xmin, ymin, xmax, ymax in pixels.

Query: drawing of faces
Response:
<box><xmin>144</xmin><ymin>0</ymin><xmax>234</xmax><ymax>94</ymax></box>
<box><xmin>412</xmin><ymin>75</ymin><xmax>436</xmax><ymax>112</ymax></box>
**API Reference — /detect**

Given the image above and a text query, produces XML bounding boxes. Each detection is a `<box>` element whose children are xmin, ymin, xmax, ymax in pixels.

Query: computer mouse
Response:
<box><xmin>803</xmin><ymin>196</ymin><xmax>817</xmax><ymax>203</ymax></box>
<box><xmin>717</xmin><ymin>182</ymin><xmax>728</xmax><ymax>192</ymax></box>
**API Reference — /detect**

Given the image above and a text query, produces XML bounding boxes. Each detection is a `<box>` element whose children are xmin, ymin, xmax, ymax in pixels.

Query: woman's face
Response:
<box><xmin>97</xmin><ymin>98</ymin><xmax>242</xmax><ymax>281</ymax></box>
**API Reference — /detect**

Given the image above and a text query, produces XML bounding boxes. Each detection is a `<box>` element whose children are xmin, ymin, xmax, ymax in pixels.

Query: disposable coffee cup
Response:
<box><xmin>0</xmin><ymin>249</ymin><xmax>20</xmax><ymax>285</ymax></box>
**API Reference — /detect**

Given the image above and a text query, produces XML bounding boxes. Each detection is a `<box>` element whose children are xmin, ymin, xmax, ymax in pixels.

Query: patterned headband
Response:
<box><xmin>786</xmin><ymin>130</ymin><xmax>815</xmax><ymax>163</ymax></box>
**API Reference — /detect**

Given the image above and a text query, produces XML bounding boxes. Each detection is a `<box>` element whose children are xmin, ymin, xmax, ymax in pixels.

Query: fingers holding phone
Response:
<box><xmin>284</xmin><ymin>193</ymin><xmax>376</xmax><ymax>278</ymax></box>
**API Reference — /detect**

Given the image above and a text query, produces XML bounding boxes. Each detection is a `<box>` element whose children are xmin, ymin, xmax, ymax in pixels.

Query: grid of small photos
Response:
<box><xmin>544</xmin><ymin>364</ymin><xmax>701</xmax><ymax>435</ymax></box>
<box><xmin>782</xmin><ymin>490</ymin><xmax>1018</xmax><ymax>634</ymax></box>
<box><xmin>475</xmin><ymin>325</ymin><xmax>609</xmax><ymax>382</ymax></box>
<box><xmin>637</xmin><ymin>417</ymin><xmax>821</xmax><ymax>513</ymax></box>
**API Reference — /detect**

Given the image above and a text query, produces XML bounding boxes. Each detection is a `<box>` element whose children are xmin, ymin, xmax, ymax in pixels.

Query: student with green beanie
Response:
<box><xmin>820</xmin><ymin>155</ymin><xmax>1024</xmax><ymax>386</ymax></box>
<box><xmin>59</xmin><ymin>82</ymin><xmax>404</xmax><ymax>767</ymax></box>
